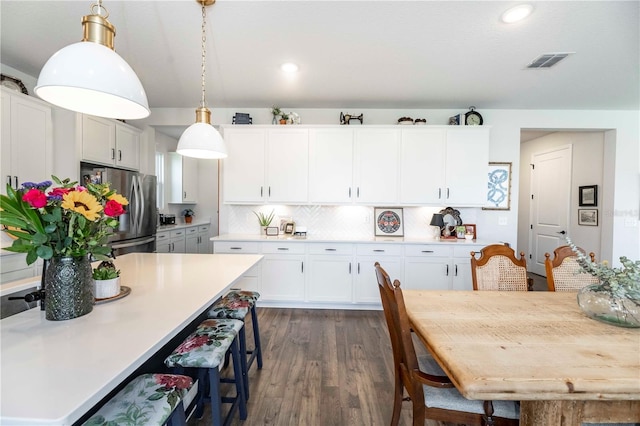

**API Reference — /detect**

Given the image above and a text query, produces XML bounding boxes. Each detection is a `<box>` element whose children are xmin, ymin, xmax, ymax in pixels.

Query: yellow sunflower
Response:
<box><xmin>61</xmin><ymin>191</ymin><xmax>103</xmax><ymax>221</ymax></box>
<box><xmin>107</xmin><ymin>193</ymin><xmax>129</xmax><ymax>206</ymax></box>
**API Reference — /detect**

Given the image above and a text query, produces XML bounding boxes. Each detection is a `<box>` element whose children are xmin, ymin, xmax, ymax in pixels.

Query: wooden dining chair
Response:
<box><xmin>374</xmin><ymin>262</ymin><xmax>519</xmax><ymax>426</ymax></box>
<box><xmin>544</xmin><ymin>245</ymin><xmax>598</xmax><ymax>291</ymax></box>
<box><xmin>470</xmin><ymin>244</ymin><xmax>533</xmax><ymax>291</ymax></box>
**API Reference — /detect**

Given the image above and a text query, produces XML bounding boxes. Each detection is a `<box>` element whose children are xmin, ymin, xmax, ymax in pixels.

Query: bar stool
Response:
<box><xmin>207</xmin><ymin>290</ymin><xmax>263</xmax><ymax>400</ymax></box>
<box><xmin>82</xmin><ymin>373</ymin><xmax>195</xmax><ymax>426</ymax></box>
<box><xmin>164</xmin><ymin>318</ymin><xmax>247</xmax><ymax>426</ymax></box>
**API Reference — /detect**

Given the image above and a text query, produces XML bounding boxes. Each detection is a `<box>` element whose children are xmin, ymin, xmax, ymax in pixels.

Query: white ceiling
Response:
<box><xmin>1</xmin><ymin>1</ymin><xmax>638</xmax><ymax>114</ymax></box>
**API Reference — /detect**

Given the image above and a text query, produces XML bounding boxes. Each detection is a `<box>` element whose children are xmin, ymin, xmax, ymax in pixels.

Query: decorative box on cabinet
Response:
<box><xmin>354</xmin><ymin>243</ymin><xmax>403</xmax><ymax>303</ymax></box>
<box><xmin>81</xmin><ymin>115</ymin><xmax>140</xmax><ymax>170</ymax></box>
<box><xmin>168</xmin><ymin>153</ymin><xmax>198</xmax><ymax>204</ymax></box>
<box><xmin>260</xmin><ymin>242</ymin><xmax>305</xmax><ymax>302</ymax></box>
<box><xmin>1</xmin><ymin>88</ymin><xmax>53</xmax><ymax>196</ymax></box>
<box><xmin>307</xmin><ymin>243</ymin><xmax>354</xmax><ymax>303</ymax></box>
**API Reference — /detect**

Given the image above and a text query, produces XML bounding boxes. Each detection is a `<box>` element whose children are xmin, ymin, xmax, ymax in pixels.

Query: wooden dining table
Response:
<box><xmin>403</xmin><ymin>290</ymin><xmax>640</xmax><ymax>426</ymax></box>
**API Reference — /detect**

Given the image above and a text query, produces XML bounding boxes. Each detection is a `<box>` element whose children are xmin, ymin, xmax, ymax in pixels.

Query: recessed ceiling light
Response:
<box><xmin>501</xmin><ymin>4</ymin><xmax>533</xmax><ymax>23</ymax></box>
<box><xmin>281</xmin><ymin>62</ymin><xmax>299</xmax><ymax>73</ymax></box>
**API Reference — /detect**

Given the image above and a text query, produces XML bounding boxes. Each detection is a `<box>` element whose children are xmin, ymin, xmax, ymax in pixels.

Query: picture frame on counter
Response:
<box><xmin>578</xmin><ymin>209</ymin><xmax>598</xmax><ymax>226</ymax></box>
<box><xmin>465</xmin><ymin>224</ymin><xmax>477</xmax><ymax>240</ymax></box>
<box><xmin>456</xmin><ymin>226</ymin><xmax>466</xmax><ymax>239</ymax></box>
<box><xmin>374</xmin><ymin>207</ymin><xmax>404</xmax><ymax>237</ymax></box>
<box><xmin>266</xmin><ymin>226</ymin><xmax>279</xmax><ymax>236</ymax></box>
<box><xmin>483</xmin><ymin>162</ymin><xmax>512</xmax><ymax>210</ymax></box>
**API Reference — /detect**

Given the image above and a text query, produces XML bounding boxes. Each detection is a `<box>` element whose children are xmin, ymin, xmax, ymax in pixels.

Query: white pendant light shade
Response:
<box><xmin>35</xmin><ymin>42</ymin><xmax>150</xmax><ymax>119</ymax></box>
<box><xmin>177</xmin><ymin>122</ymin><xmax>227</xmax><ymax>159</ymax></box>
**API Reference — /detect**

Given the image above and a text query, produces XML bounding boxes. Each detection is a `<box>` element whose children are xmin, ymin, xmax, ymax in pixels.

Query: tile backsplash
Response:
<box><xmin>222</xmin><ymin>205</ymin><xmax>480</xmax><ymax>240</ymax></box>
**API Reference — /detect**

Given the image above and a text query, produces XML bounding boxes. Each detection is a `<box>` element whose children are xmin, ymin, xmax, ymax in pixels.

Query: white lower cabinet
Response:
<box><xmin>354</xmin><ymin>244</ymin><xmax>403</xmax><ymax>303</ymax></box>
<box><xmin>185</xmin><ymin>226</ymin><xmax>198</xmax><ymax>253</ymax></box>
<box><xmin>156</xmin><ymin>229</ymin><xmax>186</xmax><ymax>253</ymax></box>
<box><xmin>261</xmin><ymin>243</ymin><xmax>305</xmax><ymax>301</ymax></box>
<box><xmin>196</xmin><ymin>225</ymin><xmax>211</xmax><ymax>254</ymax></box>
<box><xmin>307</xmin><ymin>243</ymin><xmax>354</xmax><ymax>303</ymax></box>
<box><xmin>212</xmin><ymin>241</ymin><xmax>260</xmax><ymax>292</ymax></box>
<box><xmin>403</xmin><ymin>244</ymin><xmax>481</xmax><ymax>290</ymax></box>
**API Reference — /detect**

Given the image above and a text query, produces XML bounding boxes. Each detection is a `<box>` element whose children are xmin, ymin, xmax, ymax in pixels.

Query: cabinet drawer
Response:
<box><xmin>453</xmin><ymin>245</ymin><xmax>483</xmax><ymax>258</ymax></box>
<box><xmin>214</xmin><ymin>241</ymin><xmax>259</xmax><ymax>253</ymax></box>
<box><xmin>261</xmin><ymin>242</ymin><xmax>306</xmax><ymax>254</ymax></box>
<box><xmin>198</xmin><ymin>225</ymin><xmax>210</xmax><ymax>233</ymax></box>
<box><xmin>404</xmin><ymin>245</ymin><xmax>451</xmax><ymax>257</ymax></box>
<box><xmin>185</xmin><ymin>227</ymin><xmax>198</xmax><ymax>235</ymax></box>
<box><xmin>170</xmin><ymin>229</ymin><xmax>185</xmax><ymax>238</ymax></box>
<box><xmin>356</xmin><ymin>243</ymin><xmax>402</xmax><ymax>256</ymax></box>
<box><xmin>308</xmin><ymin>243</ymin><xmax>354</xmax><ymax>255</ymax></box>
<box><xmin>156</xmin><ymin>232</ymin><xmax>170</xmax><ymax>241</ymax></box>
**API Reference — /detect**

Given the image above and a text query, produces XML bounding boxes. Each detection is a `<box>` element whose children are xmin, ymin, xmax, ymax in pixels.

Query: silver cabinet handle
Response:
<box><xmin>230</xmin><ymin>247</ymin><xmax>242</xmax><ymax>250</ymax></box>
<box><xmin>260</xmin><ymin>186</ymin><xmax>263</xmax><ymax>197</ymax></box>
<box><xmin>325</xmin><ymin>248</ymin><xmax>337</xmax><ymax>251</ymax></box>
<box><xmin>357</xmin><ymin>187</ymin><xmax>360</xmax><ymax>197</ymax></box>
<box><xmin>268</xmin><ymin>186</ymin><xmax>271</xmax><ymax>197</ymax></box>
<box><xmin>13</xmin><ymin>176</ymin><xmax>18</xmax><ymax>189</ymax></box>
<box><xmin>118</xmin><ymin>150</ymin><xmax>122</xmax><ymax>161</ymax></box>
<box><xmin>301</xmin><ymin>262</ymin><xmax>304</xmax><ymax>273</ymax></box>
<box><xmin>438</xmin><ymin>188</ymin><xmax>441</xmax><ymax>199</ymax></box>
<box><xmin>421</xmin><ymin>250</ymin><xmax>434</xmax><ymax>253</ymax></box>
<box><xmin>277</xmin><ymin>247</ymin><xmax>289</xmax><ymax>251</ymax></box>
<box><xmin>349</xmin><ymin>262</ymin><xmax>352</xmax><ymax>274</ymax></box>
<box><xmin>373</xmin><ymin>249</ymin><xmax>385</xmax><ymax>252</ymax></box>
<box><xmin>348</xmin><ymin>187</ymin><xmax>351</xmax><ymax>198</ymax></box>
<box><xmin>446</xmin><ymin>264</ymin><xmax>449</xmax><ymax>276</ymax></box>
<box><xmin>357</xmin><ymin>263</ymin><xmax>361</xmax><ymax>274</ymax></box>
<box><xmin>454</xmin><ymin>264</ymin><xmax>458</xmax><ymax>277</ymax></box>
<box><xmin>111</xmin><ymin>148</ymin><xmax>115</xmax><ymax>160</ymax></box>
<box><xmin>446</xmin><ymin>188</ymin><xmax>450</xmax><ymax>199</ymax></box>
<box><xmin>6</xmin><ymin>176</ymin><xmax>11</xmax><ymax>187</ymax></box>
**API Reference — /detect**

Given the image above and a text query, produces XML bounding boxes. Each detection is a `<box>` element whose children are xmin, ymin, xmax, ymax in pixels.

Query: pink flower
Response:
<box><xmin>154</xmin><ymin>374</ymin><xmax>193</xmax><ymax>390</ymax></box>
<box><xmin>75</xmin><ymin>185</ymin><xmax>87</xmax><ymax>192</ymax></box>
<box><xmin>22</xmin><ymin>189</ymin><xmax>47</xmax><ymax>208</ymax></box>
<box><xmin>175</xmin><ymin>335</ymin><xmax>209</xmax><ymax>354</ymax></box>
<box><xmin>49</xmin><ymin>188</ymin><xmax>71</xmax><ymax>197</ymax></box>
<box><xmin>103</xmin><ymin>200</ymin><xmax>125</xmax><ymax>217</ymax></box>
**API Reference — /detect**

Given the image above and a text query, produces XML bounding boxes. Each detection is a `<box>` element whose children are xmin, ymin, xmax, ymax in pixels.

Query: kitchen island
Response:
<box><xmin>0</xmin><ymin>252</ymin><xmax>263</xmax><ymax>425</ymax></box>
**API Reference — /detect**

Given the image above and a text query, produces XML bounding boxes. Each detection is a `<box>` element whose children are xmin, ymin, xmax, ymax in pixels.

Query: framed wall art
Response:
<box><xmin>374</xmin><ymin>207</ymin><xmax>404</xmax><ymax>237</ymax></box>
<box><xmin>579</xmin><ymin>185</ymin><xmax>598</xmax><ymax>207</ymax></box>
<box><xmin>482</xmin><ymin>162</ymin><xmax>512</xmax><ymax>210</ymax></box>
<box><xmin>578</xmin><ymin>209</ymin><xmax>598</xmax><ymax>226</ymax></box>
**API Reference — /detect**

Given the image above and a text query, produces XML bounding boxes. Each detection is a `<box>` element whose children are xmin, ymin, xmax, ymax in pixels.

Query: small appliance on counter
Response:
<box><xmin>159</xmin><ymin>214</ymin><xmax>176</xmax><ymax>225</ymax></box>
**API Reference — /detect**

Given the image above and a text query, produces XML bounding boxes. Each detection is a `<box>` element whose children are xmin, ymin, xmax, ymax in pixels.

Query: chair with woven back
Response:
<box><xmin>470</xmin><ymin>244</ymin><xmax>533</xmax><ymax>291</ymax></box>
<box><xmin>544</xmin><ymin>245</ymin><xmax>598</xmax><ymax>292</ymax></box>
<box><xmin>374</xmin><ymin>262</ymin><xmax>519</xmax><ymax>426</ymax></box>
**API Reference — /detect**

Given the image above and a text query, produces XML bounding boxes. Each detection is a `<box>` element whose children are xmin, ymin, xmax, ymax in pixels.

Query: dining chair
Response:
<box><xmin>470</xmin><ymin>244</ymin><xmax>533</xmax><ymax>291</ymax></box>
<box><xmin>374</xmin><ymin>262</ymin><xmax>519</xmax><ymax>426</ymax></box>
<box><xmin>544</xmin><ymin>245</ymin><xmax>598</xmax><ymax>291</ymax></box>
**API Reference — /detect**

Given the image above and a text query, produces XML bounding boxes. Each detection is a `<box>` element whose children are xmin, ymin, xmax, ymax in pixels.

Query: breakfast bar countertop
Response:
<box><xmin>0</xmin><ymin>252</ymin><xmax>263</xmax><ymax>426</ymax></box>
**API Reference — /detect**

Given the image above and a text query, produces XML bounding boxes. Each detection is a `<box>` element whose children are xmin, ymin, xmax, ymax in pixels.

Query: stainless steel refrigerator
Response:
<box><xmin>81</xmin><ymin>163</ymin><xmax>157</xmax><ymax>255</ymax></box>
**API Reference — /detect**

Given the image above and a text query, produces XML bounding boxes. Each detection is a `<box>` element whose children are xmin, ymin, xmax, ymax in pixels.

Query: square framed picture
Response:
<box><xmin>374</xmin><ymin>207</ymin><xmax>404</xmax><ymax>237</ymax></box>
<box><xmin>465</xmin><ymin>224</ymin><xmax>477</xmax><ymax>240</ymax></box>
<box><xmin>578</xmin><ymin>209</ymin><xmax>598</xmax><ymax>226</ymax></box>
<box><xmin>579</xmin><ymin>185</ymin><xmax>598</xmax><ymax>206</ymax></box>
<box><xmin>455</xmin><ymin>225</ymin><xmax>466</xmax><ymax>239</ymax></box>
<box><xmin>483</xmin><ymin>162</ymin><xmax>512</xmax><ymax>210</ymax></box>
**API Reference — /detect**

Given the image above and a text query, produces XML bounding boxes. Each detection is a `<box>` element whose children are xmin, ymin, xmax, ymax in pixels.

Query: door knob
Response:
<box><xmin>557</xmin><ymin>230</ymin><xmax>566</xmax><ymax>235</ymax></box>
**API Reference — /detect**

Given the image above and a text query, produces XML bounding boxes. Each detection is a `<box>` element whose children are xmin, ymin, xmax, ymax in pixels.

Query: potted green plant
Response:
<box><xmin>271</xmin><ymin>105</ymin><xmax>282</xmax><ymax>125</ymax></box>
<box><xmin>182</xmin><ymin>208</ymin><xmax>195</xmax><ymax>224</ymax></box>
<box><xmin>253</xmin><ymin>209</ymin><xmax>275</xmax><ymax>234</ymax></box>
<box><xmin>279</xmin><ymin>112</ymin><xmax>289</xmax><ymax>125</ymax></box>
<box><xmin>92</xmin><ymin>260</ymin><xmax>121</xmax><ymax>299</ymax></box>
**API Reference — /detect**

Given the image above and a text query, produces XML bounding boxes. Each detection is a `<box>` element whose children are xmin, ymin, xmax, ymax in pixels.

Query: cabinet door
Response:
<box><xmin>444</xmin><ymin>128</ymin><xmax>490</xmax><ymax>206</ymax></box>
<box><xmin>307</xmin><ymin>255</ymin><xmax>353</xmax><ymax>302</ymax></box>
<box><xmin>171</xmin><ymin>237</ymin><xmax>186</xmax><ymax>253</ymax></box>
<box><xmin>155</xmin><ymin>232</ymin><xmax>170</xmax><ymax>253</ymax></box>
<box><xmin>266</xmin><ymin>128</ymin><xmax>308</xmax><ymax>203</ymax></box>
<box><xmin>354</xmin><ymin>128</ymin><xmax>400</xmax><ymax>204</ymax></box>
<box><xmin>197</xmin><ymin>225</ymin><xmax>211</xmax><ymax>253</ymax></box>
<box><xmin>354</xmin><ymin>256</ymin><xmax>402</xmax><ymax>303</ymax></box>
<box><xmin>9</xmin><ymin>94</ymin><xmax>52</xmax><ymax>194</ymax></box>
<box><xmin>261</xmin><ymin>254</ymin><xmax>305</xmax><ymax>301</ymax></box>
<box><xmin>404</xmin><ymin>257</ymin><xmax>451</xmax><ymax>290</ymax></box>
<box><xmin>82</xmin><ymin>115</ymin><xmax>116</xmax><ymax>166</ymax></box>
<box><xmin>185</xmin><ymin>235</ymin><xmax>198</xmax><ymax>253</ymax></box>
<box><xmin>115</xmin><ymin>124</ymin><xmax>140</xmax><ymax>170</ymax></box>
<box><xmin>169</xmin><ymin>153</ymin><xmax>198</xmax><ymax>203</ymax></box>
<box><xmin>452</xmin><ymin>259</ymin><xmax>474</xmax><ymax>290</ymax></box>
<box><xmin>308</xmin><ymin>128</ymin><xmax>354</xmax><ymax>203</ymax></box>
<box><xmin>1</xmin><ymin>91</ymin><xmax>11</xmax><ymax>194</ymax></box>
<box><xmin>400</xmin><ymin>128</ymin><xmax>446</xmax><ymax>204</ymax></box>
<box><xmin>223</xmin><ymin>128</ymin><xmax>266</xmax><ymax>203</ymax></box>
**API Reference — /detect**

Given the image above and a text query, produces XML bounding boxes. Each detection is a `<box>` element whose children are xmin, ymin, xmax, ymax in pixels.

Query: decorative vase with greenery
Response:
<box><xmin>568</xmin><ymin>238</ymin><xmax>640</xmax><ymax>328</ymax></box>
<box><xmin>0</xmin><ymin>177</ymin><xmax>128</xmax><ymax>320</ymax></box>
<box><xmin>271</xmin><ymin>105</ymin><xmax>282</xmax><ymax>125</ymax></box>
<box><xmin>253</xmin><ymin>209</ymin><xmax>275</xmax><ymax>234</ymax></box>
<box><xmin>182</xmin><ymin>208</ymin><xmax>195</xmax><ymax>224</ymax></box>
<box><xmin>93</xmin><ymin>260</ymin><xmax>121</xmax><ymax>299</ymax></box>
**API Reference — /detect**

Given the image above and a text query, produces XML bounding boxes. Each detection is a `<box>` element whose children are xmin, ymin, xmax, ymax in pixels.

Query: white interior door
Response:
<box><xmin>529</xmin><ymin>145</ymin><xmax>572</xmax><ymax>275</ymax></box>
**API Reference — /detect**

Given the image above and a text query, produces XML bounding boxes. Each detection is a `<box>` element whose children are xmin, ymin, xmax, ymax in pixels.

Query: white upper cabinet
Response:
<box><xmin>1</xmin><ymin>89</ymin><xmax>53</xmax><ymax>195</ymax></box>
<box><xmin>444</xmin><ymin>127</ymin><xmax>490</xmax><ymax>206</ymax></box>
<box><xmin>266</xmin><ymin>128</ymin><xmax>308</xmax><ymax>203</ymax></box>
<box><xmin>399</xmin><ymin>128</ymin><xmax>446</xmax><ymax>204</ymax></box>
<box><xmin>81</xmin><ymin>115</ymin><xmax>140</xmax><ymax>170</ymax></box>
<box><xmin>223</xmin><ymin>128</ymin><xmax>266</xmax><ymax>203</ymax></box>
<box><xmin>169</xmin><ymin>153</ymin><xmax>198</xmax><ymax>204</ymax></box>
<box><xmin>308</xmin><ymin>128</ymin><xmax>354</xmax><ymax>203</ymax></box>
<box><xmin>353</xmin><ymin>128</ymin><xmax>400</xmax><ymax>204</ymax></box>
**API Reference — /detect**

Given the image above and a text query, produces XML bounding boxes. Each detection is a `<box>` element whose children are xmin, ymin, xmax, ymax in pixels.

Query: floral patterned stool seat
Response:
<box><xmin>207</xmin><ymin>290</ymin><xmax>263</xmax><ymax>400</ymax></box>
<box><xmin>83</xmin><ymin>373</ymin><xmax>195</xmax><ymax>426</ymax></box>
<box><xmin>164</xmin><ymin>318</ymin><xmax>247</xmax><ymax>426</ymax></box>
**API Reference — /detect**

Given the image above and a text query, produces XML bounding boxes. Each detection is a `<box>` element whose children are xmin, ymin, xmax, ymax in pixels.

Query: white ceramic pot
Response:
<box><xmin>94</xmin><ymin>277</ymin><xmax>120</xmax><ymax>299</ymax></box>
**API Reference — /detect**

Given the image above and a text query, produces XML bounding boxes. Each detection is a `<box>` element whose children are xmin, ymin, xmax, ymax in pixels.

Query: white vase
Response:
<box><xmin>93</xmin><ymin>277</ymin><xmax>121</xmax><ymax>299</ymax></box>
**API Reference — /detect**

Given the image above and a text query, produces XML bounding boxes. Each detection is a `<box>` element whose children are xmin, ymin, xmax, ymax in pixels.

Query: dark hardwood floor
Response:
<box><xmin>187</xmin><ymin>308</ymin><xmax>457</xmax><ymax>426</ymax></box>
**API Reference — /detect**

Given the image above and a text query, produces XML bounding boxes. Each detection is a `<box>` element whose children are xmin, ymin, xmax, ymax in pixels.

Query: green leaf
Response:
<box><xmin>32</xmin><ymin>232</ymin><xmax>48</xmax><ymax>244</ymax></box>
<box><xmin>44</xmin><ymin>224</ymin><xmax>57</xmax><ymax>233</ymax></box>
<box><xmin>26</xmin><ymin>249</ymin><xmax>38</xmax><ymax>265</ymax></box>
<box><xmin>36</xmin><ymin>245</ymin><xmax>53</xmax><ymax>259</ymax></box>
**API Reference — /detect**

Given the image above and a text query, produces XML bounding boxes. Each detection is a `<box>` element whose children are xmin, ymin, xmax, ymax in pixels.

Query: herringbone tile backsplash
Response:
<box><xmin>222</xmin><ymin>205</ymin><xmax>479</xmax><ymax>239</ymax></box>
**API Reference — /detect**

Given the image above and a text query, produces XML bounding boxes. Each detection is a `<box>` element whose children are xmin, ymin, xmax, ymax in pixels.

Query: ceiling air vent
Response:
<box><xmin>526</xmin><ymin>53</ymin><xmax>573</xmax><ymax>69</ymax></box>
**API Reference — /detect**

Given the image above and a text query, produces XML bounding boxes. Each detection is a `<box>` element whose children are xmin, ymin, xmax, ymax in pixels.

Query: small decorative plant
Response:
<box><xmin>181</xmin><ymin>209</ymin><xmax>194</xmax><ymax>218</ymax></box>
<box><xmin>253</xmin><ymin>209</ymin><xmax>275</xmax><ymax>227</ymax></box>
<box><xmin>92</xmin><ymin>261</ymin><xmax>120</xmax><ymax>280</ymax></box>
<box><xmin>271</xmin><ymin>105</ymin><xmax>282</xmax><ymax>118</ymax></box>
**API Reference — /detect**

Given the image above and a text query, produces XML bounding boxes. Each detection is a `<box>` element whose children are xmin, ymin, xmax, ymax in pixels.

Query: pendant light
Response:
<box><xmin>35</xmin><ymin>1</ymin><xmax>149</xmax><ymax>119</ymax></box>
<box><xmin>176</xmin><ymin>0</ymin><xmax>227</xmax><ymax>159</ymax></box>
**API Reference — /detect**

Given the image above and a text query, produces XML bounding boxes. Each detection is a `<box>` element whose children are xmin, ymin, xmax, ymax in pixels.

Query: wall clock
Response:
<box><xmin>1</xmin><ymin>74</ymin><xmax>28</xmax><ymax>95</ymax></box>
<box><xmin>465</xmin><ymin>106</ymin><xmax>483</xmax><ymax>126</ymax></box>
<box><xmin>374</xmin><ymin>207</ymin><xmax>404</xmax><ymax>237</ymax></box>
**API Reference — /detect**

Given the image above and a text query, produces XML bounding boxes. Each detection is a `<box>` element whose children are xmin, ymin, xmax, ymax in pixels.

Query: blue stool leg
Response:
<box><xmin>238</xmin><ymin>325</ymin><xmax>250</xmax><ymax>401</ymax></box>
<box><xmin>208</xmin><ymin>367</ymin><xmax>223</xmax><ymax>426</ymax></box>
<box><xmin>230</xmin><ymin>336</ymin><xmax>248</xmax><ymax>421</ymax></box>
<box><xmin>166</xmin><ymin>402</ymin><xmax>187</xmax><ymax>426</ymax></box>
<box><xmin>250</xmin><ymin>305</ymin><xmax>263</xmax><ymax>369</ymax></box>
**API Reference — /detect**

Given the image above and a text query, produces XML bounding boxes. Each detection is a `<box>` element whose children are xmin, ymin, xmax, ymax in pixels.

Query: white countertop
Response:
<box><xmin>212</xmin><ymin>233</ymin><xmax>495</xmax><ymax>246</ymax></box>
<box><xmin>0</xmin><ymin>252</ymin><xmax>263</xmax><ymax>425</ymax></box>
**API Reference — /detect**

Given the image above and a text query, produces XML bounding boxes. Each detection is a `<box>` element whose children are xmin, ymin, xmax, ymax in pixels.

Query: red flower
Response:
<box><xmin>22</xmin><ymin>189</ymin><xmax>47</xmax><ymax>208</ymax></box>
<box><xmin>175</xmin><ymin>335</ymin><xmax>209</xmax><ymax>354</ymax></box>
<box><xmin>154</xmin><ymin>374</ymin><xmax>193</xmax><ymax>390</ymax></box>
<box><xmin>49</xmin><ymin>188</ymin><xmax>71</xmax><ymax>197</ymax></box>
<box><xmin>103</xmin><ymin>200</ymin><xmax>124</xmax><ymax>217</ymax></box>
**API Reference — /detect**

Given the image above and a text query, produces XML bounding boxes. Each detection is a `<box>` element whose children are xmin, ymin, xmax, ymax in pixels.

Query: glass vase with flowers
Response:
<box><xmin>0</xmin><ymin>177</ymin><xmax>128</xmax><ymax>320</ymax></box>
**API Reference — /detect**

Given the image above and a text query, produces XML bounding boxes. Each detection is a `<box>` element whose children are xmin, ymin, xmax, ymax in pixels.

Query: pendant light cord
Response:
<box><xmin>200</xmin><ymin>4</ymin><xmax>207</xmax><ymax>109</ymax></box>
